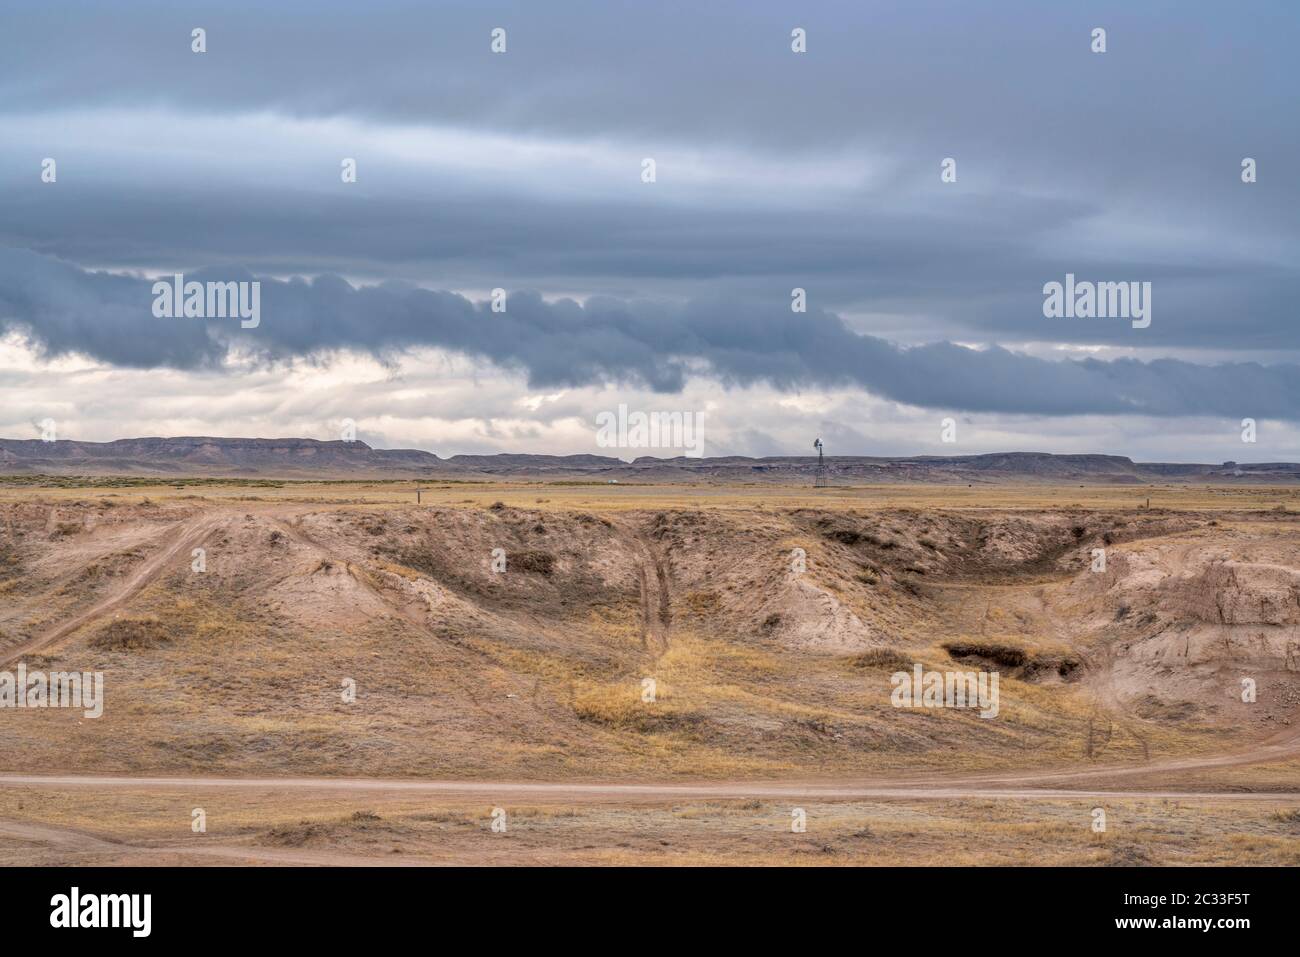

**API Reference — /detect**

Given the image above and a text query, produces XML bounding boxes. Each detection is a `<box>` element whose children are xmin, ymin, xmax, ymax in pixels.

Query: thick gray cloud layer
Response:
<box><xmin>2</xmin><ymin>249</ymin><xmax>1297</xmax><ymax>419</ymax></box>
<box><xmin>1</xmin><ymin>1</ymin><xmax>1297</xmax><ymax>347</ymax></box>
<box><xmin>0</xmin><ymin>1</ymin><xmax>1297</xmax><ymax>431</ymax></box>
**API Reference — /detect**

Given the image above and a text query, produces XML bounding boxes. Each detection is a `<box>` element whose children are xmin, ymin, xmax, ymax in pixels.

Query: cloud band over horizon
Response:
<box><xmin>1</xmin><ymin>248</ymin><xmax>1297</xmax><ymax>422</ymax></box>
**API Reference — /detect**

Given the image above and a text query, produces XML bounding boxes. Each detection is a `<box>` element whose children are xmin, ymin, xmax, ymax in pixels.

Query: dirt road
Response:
<box><xmin>0</xmin><ymin>818</ymin><xmax>430</xmax><ymax>867</ymax></box>
<box><xmin>3</xmin><ymin>759</ymin><xmax>1299</xmax><ymax>803</ymax></box>
<box><xmin>0</xmin><ymin>510</ymin><xmax>231</xmax><ymax>667</ymax></box>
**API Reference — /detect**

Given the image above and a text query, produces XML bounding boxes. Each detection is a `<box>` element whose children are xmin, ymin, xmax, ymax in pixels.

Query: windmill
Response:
<box><xmin>813</xmin><ymin>438</ymin><xmax>828</xmax><ymax>488</ymax></box>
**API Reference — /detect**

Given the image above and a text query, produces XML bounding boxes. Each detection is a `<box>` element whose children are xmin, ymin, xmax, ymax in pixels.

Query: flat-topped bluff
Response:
<box><xmin>0</xmin><ymin>436</ymin><xmax>440</xmax><ymax>477</ymax></box>
<box><xmin>1</xmin><ymin>436</ymin><xmax>1298</xmax><ymax>483</ymax></box>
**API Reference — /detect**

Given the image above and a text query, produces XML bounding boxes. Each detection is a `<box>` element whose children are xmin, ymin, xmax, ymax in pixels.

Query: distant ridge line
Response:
<box><xmin>1</xmin><ymin>436</ymin><xmax>1297</xmax><ymax>484</ymax></box>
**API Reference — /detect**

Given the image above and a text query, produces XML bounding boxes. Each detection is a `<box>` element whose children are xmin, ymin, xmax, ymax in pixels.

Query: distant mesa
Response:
<box><xmin>2</xmin><ymin>436</ymin><xmax>1298</xmax><ymax>484</ymax></box>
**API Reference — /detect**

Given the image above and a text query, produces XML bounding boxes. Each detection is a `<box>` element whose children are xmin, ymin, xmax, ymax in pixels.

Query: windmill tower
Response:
<box><xmin>813</xmin><ymin>438</ymin><xmax>828</xmax><ymax>488</ymax></box>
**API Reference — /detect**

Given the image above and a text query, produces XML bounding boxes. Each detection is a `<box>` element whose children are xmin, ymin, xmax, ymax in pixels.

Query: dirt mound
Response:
<box><xmin>5</xmin><ymin>496</ymin><xmax>1299</xmax><ymax>780</ymax></box>
<box><xmin>368</xmin><ymin>507</ymin><xmax>634</xmax><ymax>616</ymax></box>
<box><xmin>88</xmin><ymin>616</ymin><xmax>172</xmax><ymax>650</ymax></box>
<box><xmin>799</xmin><ymin>510</ymin><xmax>1200</xmax><ymax>582</ymax></box>
<box><xmin>256</xmin><ymin>811</ymin><xmax>407</xmax><ymax>849</ymax></box>
<box><xmin>643</xmin><ymin>509</ymin><xmax>887</xmax><ymax>653</ymax></box>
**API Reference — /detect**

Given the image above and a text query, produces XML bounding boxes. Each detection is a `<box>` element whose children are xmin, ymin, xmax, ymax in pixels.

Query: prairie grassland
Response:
<box><xmin>2</xmin><ymin>784</ymin><xmax>1298</xmax><ymax>866</ymax></box>
<box><xmin>2</xmin><ymin>478</ymin><xmax>1298</xmax><ymax>513</ymax></box>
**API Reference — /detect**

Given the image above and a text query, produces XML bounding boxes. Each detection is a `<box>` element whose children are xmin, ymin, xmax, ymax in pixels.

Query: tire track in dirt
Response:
<box><xmin>0</xmin><ymin>818</ymin><xmax>128</xmax><ymax>853</ymax></box>
<box><xmin>1086</xmin><ymin>643</ymin><xmax>1151</xmax><ymax>761</ymax></box>
<box><xmin>0</xmin><ymin>510</ymin><xmax>231</xmax><ymax>667</ymax></box>
<box><xmin>0</xmin><ymin>817</ymin><xmax>423</xmax><ymax>866</ymax></box>
<box><xmin>619</xmin><ymin>525</ymin><xmax>671</xmax><ymax>657</ymax></box>
<box><xmin>2</xmin><ymin>772</ymin><xmax>1298</xmax><ymax>803</ymax></box>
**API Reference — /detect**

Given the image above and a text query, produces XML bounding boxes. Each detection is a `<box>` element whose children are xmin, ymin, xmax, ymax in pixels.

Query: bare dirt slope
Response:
<box><xmin>3</xmin><ymin>490</ymin><xmax>1299</xmax><ymax>781</ymax></box>
<box><xmin>4</xmin><ymin>484</ymin><xmax>1300</xmax><ymax>864</ymax></box>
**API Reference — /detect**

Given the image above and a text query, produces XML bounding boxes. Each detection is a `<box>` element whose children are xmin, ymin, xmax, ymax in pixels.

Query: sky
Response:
<box><xmin>1</xmin><ymin>0</ymin><xmax>1297</xmax><ymax>462</ymax></box>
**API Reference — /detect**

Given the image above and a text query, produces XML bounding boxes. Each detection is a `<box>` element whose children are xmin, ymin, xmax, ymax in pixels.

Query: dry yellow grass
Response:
<box><xmin>2</xmin><ymin>784</ymin><xmax>1297</xmax><ymax>866</ymax></box>
<box><xmin>3</xmin><ymin>479</ymin><xmax>1298</xmax><ymax>513</ymax></box>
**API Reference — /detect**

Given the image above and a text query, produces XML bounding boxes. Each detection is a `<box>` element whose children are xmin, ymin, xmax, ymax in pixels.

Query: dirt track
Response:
<box><xmin>0</xmin><ymin>818</ymin><xmax>431</xmax><ymax>867</ymax></box>
<box><xmin>4</xmin><ymin>760</ymin><xmax>1300</xmax><ymax>866</ymax></box>
<box><xmin>2</xmin><ymin>772</ymin><xmax>1299</xmax><ymax>802</ymax></box>
<box><xmin>6</xmin><ymin>718</ymin><xmax>1300</xmax><ymax>805</ymax></box>
<box><xmin>0</xmin><ymin>510</ymin><xmax>231</xmax><ymax>667</ymax></box>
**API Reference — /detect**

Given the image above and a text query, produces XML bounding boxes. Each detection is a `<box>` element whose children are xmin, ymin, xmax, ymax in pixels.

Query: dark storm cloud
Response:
<box><xmin>3</xmin><ymin>178</ymin><xmax>1296</xmax><ymax>351</ymax></box>
<box><xmin>4</xmin><ymin>1</ymin><xmax>1295</xmax><ymax>177</ymax></box>
<box><xmin>0</xmin><ymin>249</ymin><xmax>224</xmax><ymax>368</ymax></box>
<box><xmin>2</xmin><ymin>249</ymin><xmax>1297</xmax><ymax>419</ymax></box>
<box><xmin>0</xmin><ymin>3</ymin><xmax>1294</xmax><ymax>374</ymax></box>
<box><xmin>0</xmin><ymin>182</ymin><xmax>1092</xmax><ymax>299</ymax></box>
